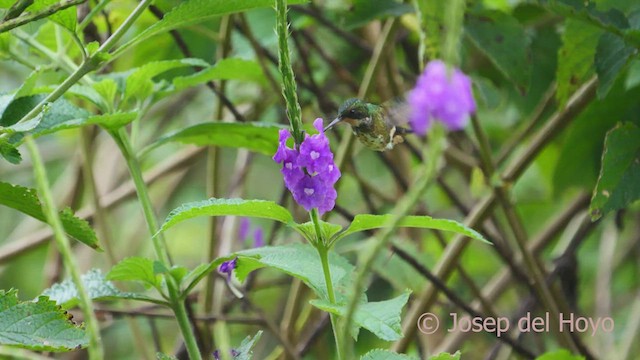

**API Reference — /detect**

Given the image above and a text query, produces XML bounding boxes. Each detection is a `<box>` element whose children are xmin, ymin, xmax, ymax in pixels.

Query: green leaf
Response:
<box><xmin>361</xmin><ymin>349</ymin><xmax>418</xmax><ymax>360</ymax></box>
<box><xmin>590</xmin><ymin>123</ymin><xmax>640</xmax><ymax>220</ymax></box>
<box><xmin>0</xmin><ymin>139</ymin><xmax>21</xmax><ymax>164</ymax></box>
<box><xmin>290</xmin><ymin>220</ymin><xmax>342</xmax><ymax>243</ymax></box>
<box><xmin>0</xmin><ymin>289</ymin><xmax>87</xmax><ymax>352</ymax></box>
<box><xmin>216</xmin><ymin>244</ymin><xmax>354</xmax><ymax>302</ymax></box>
<box><xmin>119</xmin><ymin>0</ymin><xmax>306</xmax><ymax>53</ymax></box>
<box><xmin>141</xmin><ymin>122</ymin><xmax>283</xmax><ymax>157</ymax></box>
<box><xmin>180</xmin><ymin>262</ymin><xmax>217</xmax><ymax>295</ymax></box>
<box><xmin>538</xmin><ymin>0</ymin><xmax>630</xmax><ymax>37</ymax></box>
<box><xmin>311</xmin><ymin>290</ymin><xmax>411</xmax><ymax>341</ymax></box>
<box><xmin>173</xmin><ymin>58</ymin><xmax>267</xmax><ymax>90</ymax></box>
<box><xmin>124</xmin><ymin>58</ymin><xmax>210</xmax><ymax>102</ymax></box>
<box><xmin>156</xmin><ymin>353</ymin><xmax>178</xmax><ymax>360</ymax></box>
<box><xmin>339</xmin><ymin>0</ymin><xmax>413</xmax><ymax>30</ymax></box>
<box><xmin>595</xmin><ymin>32</ymin><xmax>635</xmax><ymax>98</ymax></box>
<box><xmin>0</xmin><ymin>182</ymin><xmax>100</xmax><ymax>250</ymax></box>
<box><xmin>556</xmin><ymin>20</ymin><xmax>602</xmax><ymax>106</ymax></box>
<box><xmin>535</xmin><ymin>349</ymin><xmax>585</xmax><ymax>360</ymax></box>
<box><xmin>336</xmin><ymin>214</ymin><xmax>489</xmax><ymax>244</ymax></box>
<box><xmin>157</xmin><ymin>198</ymin><xmax>293</xmax><ymax>235</ymax></box>
<box><xmin>26</xmin><ymin>0</ymin><xmax>78</xmax><ymax>31</ymax></box>
<box><xmin>428</xmin><ymin>352</ymin><xmax>462</xmax><ymax>360</ymax></box>
<box><xmin>107</xmin><ymin>257</ymin><xmax>161</xmax><ymax>289</ymax></box>
<box><xmin>42</xmin><ymin>269</ymin><xmax>166</xmax><ymax>308</ymax></box>
<box><xmin>465</xmin><ymin>10</ymin><xmax>530</xmax><ymax>91</ymax></box>
<box><xmin>234</xmin><ymin>331</ymin><xmax>263</xmax><ymax>360</ymax></box>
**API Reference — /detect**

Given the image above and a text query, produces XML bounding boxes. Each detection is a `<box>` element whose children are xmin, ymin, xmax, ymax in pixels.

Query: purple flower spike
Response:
<box><xmin>273</xmin><ymin>118</ymin><xmax>341</xmax><ymax>215</ymax></box>
<box><xmin>238</xmin><ymin>218</ymin><xmax>250</xmax><ymax>243</ymax></box>
<box><xmin>253</xmin><ymin>228</ymin><xmax>265</xmax><ymax>248</ymax></box>
<box><xmin>409</xmin><ymin>60</ymin><xmax>476</xmax><ymax>135</ymax></box>
<box><xmin>218</xmin><ymin>257</ymin><xmax>238</xmax><ymax>280</ymax></box>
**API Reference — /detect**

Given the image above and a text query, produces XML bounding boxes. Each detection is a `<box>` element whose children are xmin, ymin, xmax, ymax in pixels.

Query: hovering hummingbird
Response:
<box><xmin>324</xmin><ymin>98</ymin><xmax>412</xmax><ymax>151</ymax></box>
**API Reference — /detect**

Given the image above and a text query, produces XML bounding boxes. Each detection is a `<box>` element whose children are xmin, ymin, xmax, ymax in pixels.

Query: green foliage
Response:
<box><xmin>106</xmin><ymin>257</ymin><xmax>161</xmax><ymax>289</ymax></box>
<box><xmin>535</xmin><ymin>349</ymin><xmax>585</xmax><ymax>360</ymax></box>
<box><xmin>361</xmin><ymin>349</ymin><xmax>418</xmax><ymax>360</ymax></box>
<box><xmin>0</xmin><ymin>182</ymin><xmax>100</xmax><ymax>249</ymax></box>
<box><xmin>234</xmin><ymin>331</ymin><xmax>263</xmax><ymax>360</ymax></box>
<box><xmin>336</xmin><ymin>214</ymin><xmax>489</xmax><ymax>244</ymax></box>
<box><xmin>157</xmin><ymin>198</ymin><xmax>294</xmax><ymax>235</ymax></box>
<box><xmin>465</xmin><ymin>10</ymin><xmax>530</xmax><ymax>90</ymax></box>
<box><xmin>428</xmin><ymin>352</ymin><xmax>461</xmax><ymax>360</ymax></box>
<box><xmin>556</xmin><ymin>20</ymin><xmax>601</xmax><ymax>106</ymax></box>
<box><xmin>25</xmin><ymin>0</ymin><xmax>78</xmax><ymax>31</ymax></box>
<box><xmin>590</xmin><ymin>122</ymin><xmax>640</xmax><ymax>219</ymax></box>
<box><xmin>0</xmin><ymin>289</ymin><xmax>87</xmax><ymax>352</ymax></box>
<box><xmin>339</xmin><ymin>0</ymin><xmax>413</xmax><ymax>30</ymax></box>
<box><xmin>42</xmin><ymin>269</ymin><xmax>165</xmax><ymax>307</ymax></box>
<box><xmin>311</xmin><ymin>291</ymin><xmax>411</xmax><ymax>341</ymax></box>
<box><xmin>225</xmin><ymin>244</ymin><xmax>354</xmax><ymax>302</ymax></box>
<box><xmin>173</xmin><ymin>57</ymin><xmax>267</xmax><ymax>90</ymax></box>
<box><xmin>156</xmin><ymin>353</ymin><xmax>178</xmax><ymax>360</ymax></box>
<box><xmin>119</xmin><ymin>0</ymin><xmax>307</xmax><ymax>53</ymax></box>
<box><xmin>595</xmin><ymin>32</ymin><xmax>635</xmax><ymax>97</ymax></box>
<box><xmin>124</xmin><ymin>58</ymin><xmax>209</xmax><ymax>102</ymax></box>
<box><xmin>291</xmin><ymin>220</ymin><xmax>343</xmax><ymax>244</ymax></box>
<box><xmin>142</xmin><ymin>122</ymin><xmax>283</xmax><ymax>157</ymax></box>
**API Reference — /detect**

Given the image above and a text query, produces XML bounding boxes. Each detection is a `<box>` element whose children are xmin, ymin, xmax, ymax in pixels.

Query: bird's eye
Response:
<box><xmin>348</xmin><ymin>109</ymin><xmax>357</xmax><ymax>117</ymax></box>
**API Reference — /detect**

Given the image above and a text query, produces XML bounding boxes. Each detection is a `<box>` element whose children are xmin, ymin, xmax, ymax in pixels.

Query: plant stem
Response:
<box><xmin>310</xmin><ymin>209</ymin><xmax>342</xmax><ymax>360</ymax></box>
<box><xmin>341</xmin><ymin>125</ymin><xmax>446</xmax><ymax>358</ymax></box>
<box><xmin>24</xmin><ymin>135</ymin><xmax>104</xmax><ymax>360</ymax></box>
<box><xmin>275</xmin><ymin>0</ymin><xmax>304</xmax><ymax>144</ymax></box>
<box><xmin>109</xmin><ymin>129</ymin><xmax>202</xmax><ymax>360</ymax></box>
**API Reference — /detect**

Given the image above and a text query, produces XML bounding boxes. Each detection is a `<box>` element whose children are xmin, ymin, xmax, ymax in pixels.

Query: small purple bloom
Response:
<box><xmin>218</xmin><ymin>257</ymin><xmax>238</xmax><ymax>281</ymax></box>
<box><xmin>253</xmin><ymin>228</ymin><xmax>265</xmax><ymax>248</ymax></box>
<box><xmin>273</xmin><ymin>118</ymin><xmax>340</xmax><ymax>215</ymax></box>
<box><xmin>238</xmin><ymin>218</ymin><xmax>251</xmax><ymax>243</ymax></box>
<box><xmin>409</xmin><ymin>60</ymin><xmax>476</xmax><ymax>135</ymax></box>
<box><xmin>213</xmin><ymin>349</ymin><xmax>240</xmax><ymax>360</ymax></box>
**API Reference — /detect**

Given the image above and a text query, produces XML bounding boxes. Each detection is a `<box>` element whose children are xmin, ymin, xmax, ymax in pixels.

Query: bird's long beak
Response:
<box><xmin>324</xmin><ymin>117</ymin><xmax>342</xmax><ymax>132</ymax></box>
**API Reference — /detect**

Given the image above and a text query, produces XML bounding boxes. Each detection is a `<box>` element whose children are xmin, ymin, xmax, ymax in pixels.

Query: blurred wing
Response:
<box><xmin>382</xmin><ymin>96</ymin><xmax>411</xmax><ymax>128</ymax></box>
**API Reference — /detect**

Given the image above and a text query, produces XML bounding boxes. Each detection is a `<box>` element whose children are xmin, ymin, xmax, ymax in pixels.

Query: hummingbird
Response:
<box><xmin>325</xmin><ymin>98</ymin><xmax>412</xmax><ymax>151</ymax></box>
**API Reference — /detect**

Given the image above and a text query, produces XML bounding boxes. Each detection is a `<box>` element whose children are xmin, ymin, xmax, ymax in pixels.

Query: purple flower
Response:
<box><xmin>218</xmin><ymin>257</ymin><xmax>237</xmax><ymax>281</ymax></box>
<box><xmin>253</xmin><ymin>228</ymin><xmax>265</xmax><ymax>248</ymax></box>
<box><xmin>408</xmin><ymin>60</ymin><xmax>476</xmax><ymax>135</ymax></box>
<box><xmin>213</xmin><ymin>349</ymin><xmax>239</xmax><ymax>360</ymax></box>
<box><xmin>238</xmin><ymin>218</ymin><xmax>251</xmax><ymax>243</ymax></box>
<box><xmin>273</xmin><ymin>118</ymin><xmax>340</xmax><ymax>215</ymax></box>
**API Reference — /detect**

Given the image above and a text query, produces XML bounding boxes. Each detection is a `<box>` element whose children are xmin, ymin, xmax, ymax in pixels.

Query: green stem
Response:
<box><xmin>340</xmin><ymin>125</ymin><xmax>446</xmax><ymax>358</ymax></box>
<box><xmin>78</xmin><ymin>0</ymin><xmax>112</xmax><ymax>32</ymax></box>
<box><xmin>109</xmin><ymin>129</ymin><xmax>202</xmax><ymax>360</ymax></box>
<box><xmin>275</xmin><ymin>0</ymin><xmax>304</xmax><ymax>144</ymax></box>
<box><xmin>310</xmin><ymin>209</ymin><xmax>342</xmax><ymax>360</ymax></box>
<box><xmin>24</xmin><ymin>136</ymin><xmax>104</xmax><ymax>360</ymax></box>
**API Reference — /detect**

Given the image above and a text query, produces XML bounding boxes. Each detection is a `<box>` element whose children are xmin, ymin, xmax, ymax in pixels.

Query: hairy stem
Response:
<box><xmin>25</xmin><ymin>136</ymin><xmax>104</xmax><ymax>360</ymax></box>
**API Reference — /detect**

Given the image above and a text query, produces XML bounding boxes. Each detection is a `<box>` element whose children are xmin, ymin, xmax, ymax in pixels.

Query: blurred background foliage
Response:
<box><xmin>0</xmin><ymin>0</ymin><xmax>639</xmax><ymax>359</ymax></box>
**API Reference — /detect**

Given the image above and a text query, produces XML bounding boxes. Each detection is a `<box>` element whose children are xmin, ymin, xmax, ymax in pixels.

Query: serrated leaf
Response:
<box><xmin>173</xmin><ymin>58</ymin><xmax>267</xmax><ymax>90</ymax></box>
<box><xmin>120</xmin><ymin>0</ymin><xmax>306</xmax><ymax>54</ymax></box>
<box><xmin>42</xmin><ymin>269</ymin><xmax>166</xmax><ymax>308</ymax></box>
<box><xmin>124</xmin><ymin>58</ymin><xmax>209</xmax><ymax>102</ymax></box>
<box><xmin>0</xmin><ymin>289</ymin><xmax>87</xmax><ymax>352</ymax></box>
<box><xmin>428</xmin><ymin>352</ymin><xmax>462</xmax><ymax>360</ymax></box>
<box><xmin>0</xmin><ymin>182</ymin><xmax>100</xmax><ymax>249</ymax></box>
<box><xmin>234</xmin><ymin>331</ymin><xmax>263</xmax><ymax>360</ymax></box>
<box><xmin>141</xmin><ymin>122</ymin><xmax>283</xmax><ymax>157</ymax></box>
<box><xmin>361</xmin><ymin>349</ymin><xmax>418</xmax><ymax>360</ymax></box>
<box><xmin>107</xmin><ymin>257</ymin><xmax>160</xmax><ymax>289</ymax></box>
<box><xmin>538</xmin><ymin>0</ymin><xmax>630</xmax><ymax>37</ymax></box>
<box><xmin>26</xmin><ymin>0</ymin><xmax>78</xmax><ymax>31</ymax></box>
<box><xmin>214</xmin><ymin>244</ymin><xmax>354</xmax><ymax>302</ymax></box>
<box><xmin>595</xmin><ymin>32</ymin><xmax>635</xmax><ymax>98</ymax></box>
<box><xmin>290</xmin><ymin>220</ymin><xmax>342</xmax><ymax>244</ymax></box>
<box><xmin>590</xmin><ymin>123</ymin><xmax>640</xmax><ymax>220</ymax></box>
<box><xmin>311</xmin><ymin>291</ymin><xmax>411</xmax><ymax>341</ymax></box>
<box><xmin>465</xmin><ymin>10</ymin><xmax>530</xmax><ymax>91</ymax></box>
<box><xmin>335</xmin><ymin>214</ymin><xmax>489</xmax><ymax>244</ymax></box>
<box><xmin>556</xmin><ymin>20</ymin><xmax>602</xmax><ymax>106</ymax></box>
<box><xmin>157</xmin><ymin>198</ymin><xmax>293</xmax><ymax>235</ymax></box>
